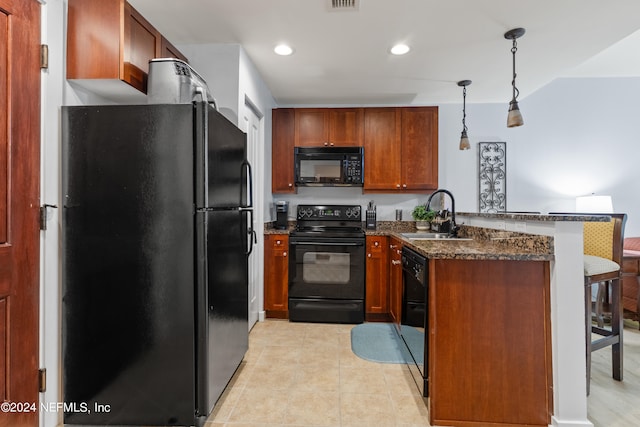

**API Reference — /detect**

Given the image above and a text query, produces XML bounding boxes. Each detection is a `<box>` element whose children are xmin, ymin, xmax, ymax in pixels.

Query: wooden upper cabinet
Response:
<box><xmin>67</xmin><ymin>0</ymin><xmax>188</xmax><ymax>98</ymax></box>
<box><xmin>295</xmin><ymin>109</ymin><xmax>328</xmax><ymax>146</ymax></box>
<box><xmin>123</xmin><ymin>2</ymin><xmax>159</xmax><ymax>93</ymax></box>
<box><xmin>272</xmin><ymin>109</ymin><xmax>296</xmax><ymax>193</ymax></box>
<box><xmin>294</xmin><ymin>108</ymin><xmax>364</xmax><ymax>147</ymax></box>
<box><xmin>363</xmin><ymin>108</ymin><xmax>402</xmax><ymax>191</ymax></box>
<box><xmin>328</xmin><ymin>108</ymin><xmax>364</xmax><ymax>146</ymax></box>
<box><xmin>401</xmin><ymin>107</ymin><xmax>438</xmax><ymax>191</ymax></box>
<box><xmin>67</xmin><ymin>0</ymin><xmax>122</xmax><ymax>81</ymax></box>
<box><xmin>363</xmin><ymin>106</ymin><xmax>438</xmax><ymax>193</ymax></box>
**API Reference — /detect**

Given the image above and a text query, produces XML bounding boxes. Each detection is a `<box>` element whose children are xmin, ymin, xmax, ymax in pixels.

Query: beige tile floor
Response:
<box><xmin>205</xmin><ymin>320</ymin><xmax>429</xmax><ymax>427</ymax></box>
<box><xmin>205</xmin><ymin>319</ymin><xmax>640</xmax><ymax>427</ymax></box>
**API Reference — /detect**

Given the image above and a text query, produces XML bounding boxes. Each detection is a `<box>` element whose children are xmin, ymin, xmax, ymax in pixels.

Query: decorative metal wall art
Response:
<box><xmin>478</xmin><ymin>142</ymin><xmax>506</xmax><ymax>213</ymax></box>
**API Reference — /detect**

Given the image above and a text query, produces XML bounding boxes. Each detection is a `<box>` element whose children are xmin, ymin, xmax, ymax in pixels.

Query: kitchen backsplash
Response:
<box><xmin>268</xmin><ymin>187</ymin><xmax>447</xmax><ymax>223</ymax></box>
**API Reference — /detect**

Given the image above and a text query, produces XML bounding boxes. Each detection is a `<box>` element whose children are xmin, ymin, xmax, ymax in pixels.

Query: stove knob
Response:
<box><xmin>346</xmin><ymin>207</ymin><xmax>359</xmax><ymax>218</ymax></box>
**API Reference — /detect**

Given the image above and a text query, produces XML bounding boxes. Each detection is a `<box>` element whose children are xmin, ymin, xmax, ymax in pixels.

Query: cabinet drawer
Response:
<box><xmin>367</xmin><ymin>236</ymin><xmax>386</xmax><ymax>255</ymax></box>
<box><xmin>270</xmin><ymin>236</ymin><xmax>288</xmax><ymax>249</ymax></box>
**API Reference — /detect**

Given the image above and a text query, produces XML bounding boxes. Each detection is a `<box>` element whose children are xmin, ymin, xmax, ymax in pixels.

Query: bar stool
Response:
<box><xmin>582</xmin><ymin>213</ymin><xmax>627</xmax><ymax>394</ymax></box>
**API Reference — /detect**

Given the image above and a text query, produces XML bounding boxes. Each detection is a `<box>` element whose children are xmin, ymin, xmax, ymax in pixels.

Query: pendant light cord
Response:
<box><xmin>511</xmin><ymin>39</ymin><xmax>519</xmax><ymax>102</ymax></box>
<box><xmin>462</xmin><ymin>85</ymin><xmax>468</xmax><ymax>132</ymax></box>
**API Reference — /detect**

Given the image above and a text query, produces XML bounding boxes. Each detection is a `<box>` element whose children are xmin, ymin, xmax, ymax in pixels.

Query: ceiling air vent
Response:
<box><xmin>328</xmin><ymin>0</ymin><xmax>359</xmax><ymax>11</ymax></box>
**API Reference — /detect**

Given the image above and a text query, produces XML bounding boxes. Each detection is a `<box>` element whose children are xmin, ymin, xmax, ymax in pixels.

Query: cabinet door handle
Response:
<box><xmin>283</xmin><ymin>251</ymin><xmax>287</xmax><ymax>257</ymax></box>
<box><xmin>374</xmin><ymin>241</ymin><xmax>379</xmax><ymax>247</ymax></box>
<box><xmin>392</xmin><ymin>260</ymin><xmax>401</xmax><ymax>265</ymax></box>
<box><xmin>288</xmin><ymin>183</ymin><xmax>293</xmax><ymax>187</ymax></box>
<box><xmin>367</xmin><ymin>253</ymin><xmax>371</xmax><ymax>258</ymax></box>
<box><xmin>390</xmin><ymin>244</ymin><xmax>397</xmax><ymax>249</ymax></box>
<box><xmin>330</xmin><ymin>142</ymin><xmax>334</xmax><ymax>146</ymax></box>
<box><xmin>402</xmin><ymin>184</ymin><xmax>407</xmax><ymax>188</ymax></box>
<box><xmin>276</xmin><ymin>240</ymin><xmax>281</xmax><ymax>244</ymax></box>
<box><xmin>324</xmin><ymin>142</ymin><xmax>329</xmax><ymax>146</ymax></box>
<box><xmin>396</xmin><ymin>184</ymin><xmax>401</xmax><ymax>188</ymax></box>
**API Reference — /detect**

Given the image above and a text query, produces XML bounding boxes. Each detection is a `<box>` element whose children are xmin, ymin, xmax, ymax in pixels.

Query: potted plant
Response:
<box><xmin>412</xmin><ymin>205</ymin><xmax>435</xmax><ymax>230</ymax></box>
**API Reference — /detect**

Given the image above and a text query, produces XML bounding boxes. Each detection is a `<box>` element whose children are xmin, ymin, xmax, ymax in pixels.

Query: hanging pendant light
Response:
<box><xmin>504</xmin><ymin>27</ymin><xmax>525</xmax><ymax>128</ymax></box>
<box><xmin>457</xmin><ymin>80</ymin><xmax>471</xmax><ymax>150</ymax></box>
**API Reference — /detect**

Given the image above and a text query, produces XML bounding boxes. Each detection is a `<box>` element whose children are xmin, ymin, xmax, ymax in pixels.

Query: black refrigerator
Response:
<box><xmin>61</xmin><ymin>102</ymin><xmax>252</xmax><ymax>427</ymax></box>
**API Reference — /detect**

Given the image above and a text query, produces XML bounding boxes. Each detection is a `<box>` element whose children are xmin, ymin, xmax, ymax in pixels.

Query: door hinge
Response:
<box><xmin>40</xmin><ymin>204</ymin><xmax>58</xmax><ymax>231</ymax></box>
<box><xmin>39</xmin><ymin>368</ymin><xmax>46</xmax><ymax>393</ymax></box>
<box><xmin>40</xmin><ymin>44</ymin><xmax>48</xmax><ymax>69</ymax></box>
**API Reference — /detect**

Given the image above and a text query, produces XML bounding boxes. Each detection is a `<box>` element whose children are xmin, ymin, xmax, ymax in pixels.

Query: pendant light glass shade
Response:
<box><xmin>459</xmin><ymin>130</ymin><xmax>470</xmax><ymax>150</ymax></box>
<box><xmin>507</xmin><ymin>100</ymin><xmax>523</xmax><ymax>127</ymax></box>
<box><xmin>457</xmin><ymin>80</ymin><xmax>472</xmax><ymax>150</ymax></box>
<box><xmin>504</xmin><ymin>28</ymin><xmax>525</xmax><ymax>128</ymax></box>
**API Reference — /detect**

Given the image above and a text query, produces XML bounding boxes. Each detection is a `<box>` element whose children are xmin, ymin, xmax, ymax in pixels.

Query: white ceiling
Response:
<box><xmin>129</xmin><ymin>0</ymin><xmax>640</xmax><ymax>105</ymax></box>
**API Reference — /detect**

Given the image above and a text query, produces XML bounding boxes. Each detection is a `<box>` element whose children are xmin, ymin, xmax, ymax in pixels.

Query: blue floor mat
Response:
<box><xmin>350</xmin><ymin>322</ymin><xmax>423</xmax><ymax>364</ymax></box>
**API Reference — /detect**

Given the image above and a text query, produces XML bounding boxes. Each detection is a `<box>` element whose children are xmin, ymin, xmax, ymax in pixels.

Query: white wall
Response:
<box><xmin>442</xmin><ymin>77</ymin><xmax>640</xmax><ymax>236</ymax></box>
<box><xmin>177</xmin><ymin>43</ymin><xmax>241</xmax><ymax>122</ymax></box>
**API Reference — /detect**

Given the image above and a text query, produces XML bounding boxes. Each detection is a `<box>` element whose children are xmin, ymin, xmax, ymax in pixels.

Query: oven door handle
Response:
<box><xmin>290</xmin><ymin>241</ymin><xmax>364</xmax><ymax>246</ymax></box>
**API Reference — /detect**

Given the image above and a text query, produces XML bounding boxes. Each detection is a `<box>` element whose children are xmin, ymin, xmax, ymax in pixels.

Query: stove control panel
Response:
<box><xmin>296</xmin><ymin>204</ymin><xmax>361</xmax><ymax>221</ymax></box>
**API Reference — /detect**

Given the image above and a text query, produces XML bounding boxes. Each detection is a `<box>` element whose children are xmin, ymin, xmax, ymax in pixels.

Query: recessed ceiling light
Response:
<box><xmin>390</xmin><ymin>44</ymin><xmax>410</xmax><ymax>55</ymax></box>
<box><xmin>274</xmin><ymin>44</ymin><xmax>294</xmax><ymax>56</ymax></box>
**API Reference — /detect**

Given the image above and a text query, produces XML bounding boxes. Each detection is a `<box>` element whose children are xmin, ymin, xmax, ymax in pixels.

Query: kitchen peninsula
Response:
<box><xmin>264</xmin><ymin>212</ymin><xmax>603</xmax><ymax>427</ymax></box>
<box><xmin>360</xmin><ymin>219</ymin><xmax>553</xmax><ymax>427</ymax></box>
<box><xmin>456</xmin><ymin>212</ymin><xmax>608</xmax><ymax>427</ymax></box>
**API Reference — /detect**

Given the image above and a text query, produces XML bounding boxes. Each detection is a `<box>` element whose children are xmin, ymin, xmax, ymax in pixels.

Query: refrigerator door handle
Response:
<box><xmin>244</xmin><ymin>208</ymin><xmax>255</xmax><ymax>256</ymax></box>
<box><xmin>242</xmin><ymin>160</ymin><xmax>253</xmax><ymax>209</ymax></box>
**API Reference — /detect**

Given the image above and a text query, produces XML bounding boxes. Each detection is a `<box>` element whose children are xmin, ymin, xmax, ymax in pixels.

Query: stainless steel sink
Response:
<box><xmin>400</xmin><ymin>232</ymin><xmax>472</xmax><ymax>241</ymax></box>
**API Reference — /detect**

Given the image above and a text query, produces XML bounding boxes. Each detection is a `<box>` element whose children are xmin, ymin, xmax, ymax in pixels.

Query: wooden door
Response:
<box><xmin>0</xmin><ymin>0</ymin><xmax>41</xmax><ymax>426</ymax></box>
<box><xmin>242</xmin><ymin>105</ymin><xmax>262</xmax><ymax>331</ymax></box>
<box><xmin>363</xmin><ymin>108</ymin><xmax>401</xmax><ymax>192</ymax></box>
<box><xmin>401</xmin><ymin>107</ymin><xmax>438</xmax><ymax>191</ymax></box>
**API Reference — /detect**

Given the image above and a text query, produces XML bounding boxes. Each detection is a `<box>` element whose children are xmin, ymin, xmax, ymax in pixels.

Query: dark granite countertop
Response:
<box><xmin>265</xmin><ymin>221</ymin><xmax>554</xmax><ymax>261</ymax></box>
<box><xmin>375</xmin><ymin>223</ymin><xmax>554</xmax><ymax>261</ymax></box>
<box><xmin>457</xmin><ymin>212</ymin><xmax>610</xmax><ymax>222</ymax></box>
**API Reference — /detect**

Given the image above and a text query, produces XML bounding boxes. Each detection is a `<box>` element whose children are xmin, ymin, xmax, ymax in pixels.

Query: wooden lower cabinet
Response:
<box><xmin>429</xmin><ymin>259</ymin><xmax>552</xmax><ymax>427</ymax></box>
<box><xmin>264</xmin><ymin>234</ymin><xmax>289</xmax><ymax>318</ymax></box>
<box><xmin>389</xmin><ymin>237</ymin><xmax>403</xmax><ymax>327</ymax></box>
<box><xmin>365</xmin><ymin>235</ymin><xmax>389</xmax><ymax>320</ymax></box>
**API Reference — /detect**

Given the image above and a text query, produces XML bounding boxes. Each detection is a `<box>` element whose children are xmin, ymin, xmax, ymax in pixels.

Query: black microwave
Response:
<box><xmin>294</xmin><ymin>147</ymin><xmax>364</xmax><ymax>186</ymax></box>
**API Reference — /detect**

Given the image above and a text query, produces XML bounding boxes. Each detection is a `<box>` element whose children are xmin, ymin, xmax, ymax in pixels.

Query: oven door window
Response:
<box><xmin>289</xmin><ymin>241</ymin><xmax>365</xmax><ymax>299</ymax></box>
<box><xmin>302</xmin><ymin>252</ymin><xmax>350</xmax><ymax>284</ymax></box>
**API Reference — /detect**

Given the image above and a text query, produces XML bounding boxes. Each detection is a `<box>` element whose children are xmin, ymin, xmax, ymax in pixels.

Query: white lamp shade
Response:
<box><xmin>575</xmin><ymin>195</ymin><xmax>613</xmax><ymax>213</ymax></box>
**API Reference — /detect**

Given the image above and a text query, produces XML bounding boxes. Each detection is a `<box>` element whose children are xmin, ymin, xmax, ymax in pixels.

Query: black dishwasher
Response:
<box><xmin>401</xmin><ymin>246</ymin><xmax>428</xmax><ymax>396</ymax></box>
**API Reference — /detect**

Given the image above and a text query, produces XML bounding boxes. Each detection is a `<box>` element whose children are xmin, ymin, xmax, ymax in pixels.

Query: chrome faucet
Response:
<box><xmin>425</xmin><ymin>189</ymin><xmax>458</xmax><ymax>236</ymax></box>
